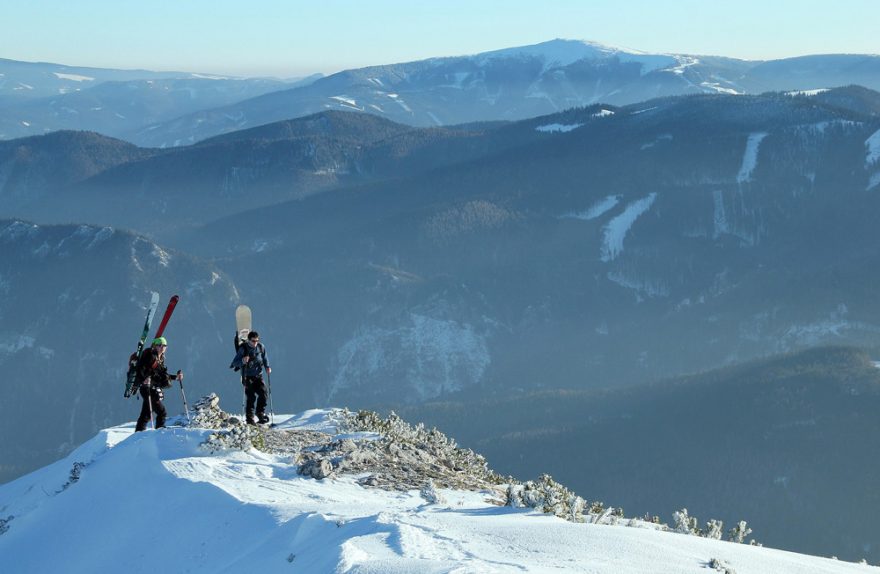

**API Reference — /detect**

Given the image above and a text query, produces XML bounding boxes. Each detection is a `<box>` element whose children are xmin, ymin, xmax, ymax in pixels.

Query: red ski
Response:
<box><xmin>153</xmin><ymin>295</ymin><xmax>180</xmax><ymax>339</ymax></box>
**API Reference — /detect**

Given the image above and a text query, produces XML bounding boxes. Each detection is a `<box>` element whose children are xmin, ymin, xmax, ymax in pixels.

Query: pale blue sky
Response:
<box><xmin>1</xmin><ymin>0</ymin><xmax>877</xmax><ymax>78</ymax></box>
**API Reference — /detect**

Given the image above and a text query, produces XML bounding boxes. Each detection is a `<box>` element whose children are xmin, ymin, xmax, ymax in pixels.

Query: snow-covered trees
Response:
<box><xmin>705</xmin><ymin>519</ymin><xmax>724</xmax><ymax>540</ymax></box>
<box><xmin>728</xmin><ymin>521</ymin><xmax>753</xmax><ymax>544</ymax></box>
<box><xmin>420</xmin><ymin>480</ymin><xmax>445</xmax><ymax>504</ymax></box>
<box><xmin>673</xmin><ymin>508</ymin><xmax>700</xmax><ymax>535</ymax></box>
<box><xmin>340</xmin><ymin>409</ymin><xmax>505</xmax><ymax>489</ymax></box>
<box><xmin>671</xmin><ymin>509</ymin><xmax>756</xmax><ymax>545</ymax></box>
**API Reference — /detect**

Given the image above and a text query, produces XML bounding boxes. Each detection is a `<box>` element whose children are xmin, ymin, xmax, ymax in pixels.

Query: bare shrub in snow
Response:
<box><xmin>58</xmin><ymin>461</ymin><xmax>89</xmax><ymax>492</ymax></box>
<box><xmin>708</xmin><ymin>558</ymin><xmax>737</xmax><ymax>573</ymax></box>
<box><xmin>69</xmin><ymin>461</ymin><xmax>85</xmax><ymax>483</ymax></box>
<box><xmin>0</xmin><ymin>515</ymin><xmax>12</xmax><ymax>535</ymax></box>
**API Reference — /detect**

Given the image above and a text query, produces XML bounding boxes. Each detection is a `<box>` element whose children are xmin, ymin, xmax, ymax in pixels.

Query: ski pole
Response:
<box><xmin>177</xmin><ymin>370</ymin><xmax>191</xmax><ymax>424</ymax></box>
<box><xmin>266</xmin><ymin>368</ymin><xmax>275</xmax><ymax>426</ymax></box>
<box><xmin>241</xmin><ymin>368</ymin><xmax>247</xmax><ymax>421</ymax></box>
<box><xmin>146</xmin><ymin>381</ymin><xmax>155</xmax><ymax>430</ymax></box>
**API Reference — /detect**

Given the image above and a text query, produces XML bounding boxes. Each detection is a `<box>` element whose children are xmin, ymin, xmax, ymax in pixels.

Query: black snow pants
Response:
<box><xmin>136</xmin><ymin>385</ymin><xmax>167</xmax><ymax>431</ymax></box>
<box><xmin>243</xmin><ymin>375</ymin><xmax>268</xmax><ymax>422</ymax></box>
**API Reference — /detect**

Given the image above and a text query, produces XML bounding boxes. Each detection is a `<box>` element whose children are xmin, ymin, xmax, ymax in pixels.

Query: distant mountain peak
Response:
<box><xmin>476</xmin><ymin>38</ymin><xmax>625</xmax><ymax>64</ymax></box>
<box><xmin>473</xmin><ymin>38</ymin><xmax>679</xmax><ymax>73</ymax></box>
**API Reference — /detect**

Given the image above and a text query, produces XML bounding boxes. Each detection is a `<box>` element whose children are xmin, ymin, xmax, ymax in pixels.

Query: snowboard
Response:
<box><xmin>233</xmin><ymin>304</ymin><xmax>274</xmax><ymax>426</ymax></box>
<box><xmin>235</xmin><ymin>304</ymin><xmax>252</xmax><ymax>350</ymax></box>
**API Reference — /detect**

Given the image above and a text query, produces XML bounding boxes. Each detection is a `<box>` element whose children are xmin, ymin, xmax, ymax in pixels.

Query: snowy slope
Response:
<box><xmin>0</xmin><ymin>408</ymin><xmax>874</xmax><ymax>574</ymax></box>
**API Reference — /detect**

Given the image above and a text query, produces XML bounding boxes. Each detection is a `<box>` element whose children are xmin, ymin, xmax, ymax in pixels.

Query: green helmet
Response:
<box><xmin>152</xmin><ymin>337</ymin><xmax>168</xmax><ymax>346</ymax></box>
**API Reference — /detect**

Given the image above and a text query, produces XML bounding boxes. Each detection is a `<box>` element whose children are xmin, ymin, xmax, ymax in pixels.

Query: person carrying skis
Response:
<box><xmin>231</xmin><ymin>331</ymin><xmax>271</xmax><ymax>425</ymax></box>
<box><xmin>134</xmin><ymin>337</ymin><xmax>183</xmax><ymax>432</ymax></box>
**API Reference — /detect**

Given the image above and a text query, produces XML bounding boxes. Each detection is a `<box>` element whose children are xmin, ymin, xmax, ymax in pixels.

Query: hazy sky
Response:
<box><xmin>2</xmin><ymin>0</ymin><xmax>878</xmax><ymax>78</ymax></box>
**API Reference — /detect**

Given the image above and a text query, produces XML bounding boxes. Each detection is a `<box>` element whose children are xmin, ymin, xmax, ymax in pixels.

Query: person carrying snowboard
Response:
<box><xmin>231</xmin><ymin>331</ymin><xmax>271</xmax><ymax>424</ymax></box>
<box><xmin>134</xmin><ymin>337</ymin><xmax>183</xmax><ymax>432</ymax></box>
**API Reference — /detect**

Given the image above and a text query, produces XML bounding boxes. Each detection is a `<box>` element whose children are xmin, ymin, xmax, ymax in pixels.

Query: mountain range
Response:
<box><xmin>133</xmin><ymin>42</ymin><xmax>880</xmax><ymax>148</ymax></box>
<box><xmin>3</xmin><ymin>87</ymin><xmax>880</xmax><ymax>409</ymax></box>
<box><xmin>0</xmin><ymin>58</ymin><xmax>318</xmax><ymax>142</ymax></box>
<box><xmin>3</xmin><ymin>39</ymin><xmax>880</xmax><ymax>147</ymax></box>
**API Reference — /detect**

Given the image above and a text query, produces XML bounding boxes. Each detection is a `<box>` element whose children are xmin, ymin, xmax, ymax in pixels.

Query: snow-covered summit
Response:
<box><xmin>475</xmin><ymin>38</ymin><xmax>679</xmax><ymax>74</ymax></box>
<box><xmin>0</xmin><ymin>399</ymin><xmax>874</xmax><ymax>573</ymax></box>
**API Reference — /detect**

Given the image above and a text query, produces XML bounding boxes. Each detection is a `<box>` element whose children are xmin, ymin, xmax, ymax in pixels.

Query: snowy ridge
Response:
<box><xmin>0</xmin><ymin>407</ymin><xmax>874</xmax><ymax>573</ymax></box>
<box><xmin>601</xmin><ymin>193</ymin><xmax>657</xmax><ymax>262</ymax></box>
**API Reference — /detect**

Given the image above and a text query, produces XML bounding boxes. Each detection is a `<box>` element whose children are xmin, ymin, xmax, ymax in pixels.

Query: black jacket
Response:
<box><xmin>232</xmin><ymin>342</ymin><xmax>269</xmax><ymax>378</ymax></box>
<box><xmin>135</xmin><ymin>347</ymin><xmax>176</xmax><ymax>389</ymax></box>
